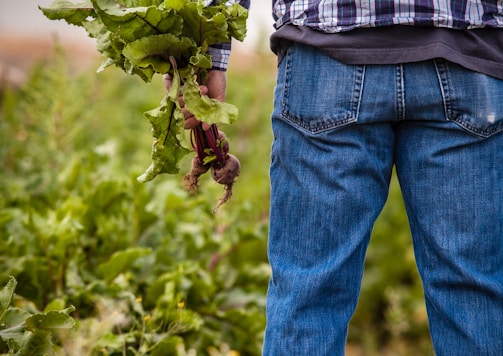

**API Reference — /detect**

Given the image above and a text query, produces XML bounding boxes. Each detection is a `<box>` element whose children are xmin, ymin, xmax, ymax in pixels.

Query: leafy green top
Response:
<box><xmin>40</xmin><ymin>0</ymin><xmax>248</xmax><ymax>182</ymax></box>
<box><xmin>41</xmin><ymin>0</ymin><xmax>247</xmax><ymax>81</ymax></box>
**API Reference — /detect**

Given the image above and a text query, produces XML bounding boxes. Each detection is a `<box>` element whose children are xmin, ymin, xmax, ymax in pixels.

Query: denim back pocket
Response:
<box><xmin>276</xmin><ymin>43</ymin><xmax>364</xmax><ymax>134</ymax></box>
<box><xmin>437</xmin><ymin>61</ymin><xmax>503</xmax><ymax>138</ymax></box>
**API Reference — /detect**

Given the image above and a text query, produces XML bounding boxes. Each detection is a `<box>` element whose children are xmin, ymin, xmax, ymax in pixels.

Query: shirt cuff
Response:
<box><xmin>207</xmin><ymin>43</ymin><xmax>232</xmax><ymax>71</ymax></box>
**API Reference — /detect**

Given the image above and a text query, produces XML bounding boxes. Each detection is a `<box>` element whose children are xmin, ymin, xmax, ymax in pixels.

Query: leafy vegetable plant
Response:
<box><xmin>0</xmin><ymin>50</ymin><xmax>270</xmax><ymax>353</ymax></box>
<box><xmin>40</xmin><ymin>0</ymin><xmax>247</xmax><ymax>209</ymax></box>
<box><xmin>0</xmin><ymin>277</ymin><xmax>75</xmax><ymax>355</ymax></box>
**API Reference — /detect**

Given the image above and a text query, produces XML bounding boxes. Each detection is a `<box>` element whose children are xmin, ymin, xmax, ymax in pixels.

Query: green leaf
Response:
<box><xmin>167</xmin><ymin>66</ymin><xmax>181</xmax><ymax>102</ymax></box>
<box><xmin>225</xmin><ymin>3</ymin><xmax>249</xmax><ymax>42</ymax></box>
<box><xmin>189</xmin><ymin>52</ymin><xmax>212</xmax><ymax>69</ymax></box>
<box><xmin>17</xmin><ymin>330</ymin><xmax>54</xmax><ymax>356</ymax></box>
<box><xmin>157</xmin><ymin>6</ymin><xmax>184</xmax><ymax>34</ymax></box>
<box><xmin>82</xmin><ymin>18</ymin><xmax>125</xmax><ymax>68</ymax></box>
<box><xmin>98</xmin><ymin>247</ymin><xmax>152</xmax><ymax>281</ymax></box>
<box><xmin>179</xmin><ymin>2</ymin><xmax>229</xmax><ymax>48</ymax></box>
<box><xmin>91</xmin><ymin>0</ymin><xmax>163</xmax><ymax>42</ymax></box>
<box><xmin>164</xmin><ymin>0</ymin><xmax>184</xmax><ymax>11</ymax></box>
<box><xmin>39</xmin><ymin>0</ymin><xmax>95</xmax><ymax>27</ymax></box>
<box><xmin>122</xmin><ymin>33</ymin><xmax>196</xmax><ymax>76</ymax></box>
<box><xmin>183</xmin><ymin>72</ymin><xmax>238</xmax><ymax>125</ymax></box>
<box><xmin>94</xmin><ymin>332</ymin><xmax>129</xmax><ymax>353</ymax></box>
<box><xmin>150</xmin><ymin>335</ymin><xmax>185</xmax><ymax>356</ymax></box>
<box><xmin>138</xmin><ymin>98</ymin><xmax>190</xmax><ymax>182</ymax></box>
<box><xmin>122</xmin><ymin>0</ymin><xmax>164</xmax><ymax>6</ymax></box>
<box><xmin>43</xmin><ymin>299</ymin><xmax>67</xmax><ymax>313</ymax></box>
<box><xmin>0</xmin><ymin>277</ymin><xmax>17</xmax><ymax>322</ymax></box>
<box><xmin>0</xmin><ymin>309</ymin><xmax>30</xmax><ymax>342</ymax></box>
<box><xmin>25</xmin><ymin>306</ymin><xmax>76</xmax><ymax>332</ymax></box>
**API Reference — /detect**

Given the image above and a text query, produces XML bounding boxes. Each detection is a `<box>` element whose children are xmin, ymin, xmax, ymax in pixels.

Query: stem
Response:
<box><xmin>192</xmin><ymin>125</ymin><xmax>207</xmax><ymax>160</ymax></box>
<box><xmin>162</xmin><ymin>56</ymin><xmax>178</xmax><ymax>146</ymax></box>
<box><xmin>168</xmin><ymin>56</ymin><xmax>178</xmax><ymax>72</ymax></box>
<box><xmin>204</xmin><ymin>125</ymin><xmax>226</xmax><ymax>166</ymax></box>
<box><xmin>162</xmin><ymin>102</ymin><xmax>176</xmax><ymax>146</ymax></box>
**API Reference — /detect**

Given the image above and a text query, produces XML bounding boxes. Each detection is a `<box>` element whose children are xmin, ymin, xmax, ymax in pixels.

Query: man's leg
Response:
<box><xmin>263</xmin><ymin>44</ymin><xmax>396</xmax><ymax>355</ymax></box>
<box><xmin>396</xmin><ymin>60</ymin><xmax>503</xmax><ymax>354</ymax></box>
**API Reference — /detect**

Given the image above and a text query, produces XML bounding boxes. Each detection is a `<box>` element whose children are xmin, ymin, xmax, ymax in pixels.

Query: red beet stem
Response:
<box><xmin>204</xmin><ymin>125</ymin><xmax>226</xmax><ymax>166</ymax></box>
<box><xmin>191</xmin><ymin>123</ymin><xmax>226</xmax><ymax>166</ymax></box>
<box><xmin>191</xmin><ymin>124</ymin><xmax>207</xmax><ymax>161</ymax></box>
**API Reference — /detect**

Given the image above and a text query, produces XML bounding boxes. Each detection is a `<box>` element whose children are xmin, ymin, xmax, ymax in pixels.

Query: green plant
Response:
<box><xmin>0</xmin><ymin>277</ymin><xmax>75</xmax><ymax>355</ymax></box>
<box><xmin>0</xmin><ymin>47</ymin><xmax>268</xmax><ymax>355</ymax></box>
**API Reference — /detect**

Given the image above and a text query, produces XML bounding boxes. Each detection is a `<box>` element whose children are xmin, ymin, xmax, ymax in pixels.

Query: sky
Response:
<box><xmin>0</xmin><ymin>0</ymin><xmax>275</xmax><ymax>53</ymax></box>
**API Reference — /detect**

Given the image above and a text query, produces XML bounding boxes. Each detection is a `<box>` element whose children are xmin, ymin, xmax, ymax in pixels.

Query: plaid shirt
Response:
<box><xmin>273</xmin><ymin>0</ymin><xmax>503</xmax><ymax>32</ymax></box>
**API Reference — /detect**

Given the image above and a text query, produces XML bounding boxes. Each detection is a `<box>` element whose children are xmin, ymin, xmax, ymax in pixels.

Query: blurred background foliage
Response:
<box><xmin>0</xmin><ymin>46</ymin><xmax>432</xmax><ymax>355</ymax></box>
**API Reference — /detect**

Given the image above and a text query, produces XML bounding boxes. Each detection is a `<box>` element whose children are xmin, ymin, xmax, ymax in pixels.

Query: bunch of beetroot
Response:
<box><xmin>40</xmin><ymin>0</ymin><xmax>247</xmax><ymax>212</ymax></box>
<box><xmin>184</xmin><ymin>123</ymin><xmax>240</xmax><ymax>212</ymax></box>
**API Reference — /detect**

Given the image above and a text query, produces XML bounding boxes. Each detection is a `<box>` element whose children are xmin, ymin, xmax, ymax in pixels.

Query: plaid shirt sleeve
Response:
<box><xmin>207</xmin><ymin>0</ymin><xmax>251</xmax><ymax>71</ymax></box>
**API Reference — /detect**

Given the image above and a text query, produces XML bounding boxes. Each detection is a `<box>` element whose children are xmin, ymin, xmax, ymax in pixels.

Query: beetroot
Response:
<box><xmin>210</xmin><ymin>153</ymin><xmax>240</xmax><ymax>213</ymax></box>
<box><xmin>184</xmin><ymin>155</ymin><xmax>210</xmax><ymax>193</ymax></box>
<box><xmin>185</xmin><ymin>123</ymin><xmax>240</xmax><ymax>212</ymax></box>
<box><xmin>211</xmin><ymin>153</ymin><xmax>240</xmax><ymax>185</ymax></box>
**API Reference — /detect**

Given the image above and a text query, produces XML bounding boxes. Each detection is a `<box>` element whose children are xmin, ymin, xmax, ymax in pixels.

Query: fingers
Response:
<box><xmin>183</xmin><ymin>114</ymin><xmax>200</xmax><ymax>129</ymax></box>
<box><xmin>185</xmin><ymin>117</ymin><xmax>211</xmax><ymax>130</ymax></box>
<box><xmin>162</xmin><ymin>73</ymin><xmax>173</xmax><ymax>91</ymax></box>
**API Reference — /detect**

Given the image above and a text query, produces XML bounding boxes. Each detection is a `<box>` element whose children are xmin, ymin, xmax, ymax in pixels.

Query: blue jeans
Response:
<box><xmin>264</xmin><ymin>43</ymin><xmax>503</xmax><ymax>355</ymax></box>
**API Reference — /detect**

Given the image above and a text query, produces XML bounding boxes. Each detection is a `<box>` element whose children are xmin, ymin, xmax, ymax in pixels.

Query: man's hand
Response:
<box><xmin>163</xmin><ymin>69</ymin><xmax>227</xmax><ymax>130</ymax></box>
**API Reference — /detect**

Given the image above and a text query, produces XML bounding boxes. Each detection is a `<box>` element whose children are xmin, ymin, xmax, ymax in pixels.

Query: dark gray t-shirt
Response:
<box><xmin>271</xmin><ymin>25</ymin><xmax>503</xmax><ymax>80</ymax></box>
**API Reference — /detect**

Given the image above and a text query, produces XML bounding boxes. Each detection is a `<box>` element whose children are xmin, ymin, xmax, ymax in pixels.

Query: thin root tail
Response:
<box><xmin>183</xmin><ymin>173</ymin><xmax>201</xmax><ymax>194</ymax></box>
<box><xmin>212</xmin><ymin>184</ymin><xmax>233</xmax><ymax>213</ymax></box>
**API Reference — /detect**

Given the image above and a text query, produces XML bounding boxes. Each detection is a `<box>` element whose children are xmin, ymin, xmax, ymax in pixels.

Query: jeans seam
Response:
<box><xmin>433</xmin><ymin>59</ymin><xmax>451</xmax><ymax>122</ymax></box>
<box><xmin>281</xmin><ymin>46</ymin><xmax>292</xmax><ymax>120</ymax></box>
<box><xmin>352</xmin><ymin>65</ymin><xmax>365</xmax><ymax>121</ymax></box>
<box><xmin>395</xmin><ymin>64</ymin><xmax>406</xmax><ymax>121</ymax></box>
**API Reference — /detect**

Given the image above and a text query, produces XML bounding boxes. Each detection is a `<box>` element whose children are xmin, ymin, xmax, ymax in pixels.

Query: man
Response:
<box><xmin>263</xmin><ymin>1</ymin><xmax>503</xmax><ymax>355</ymax></box>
